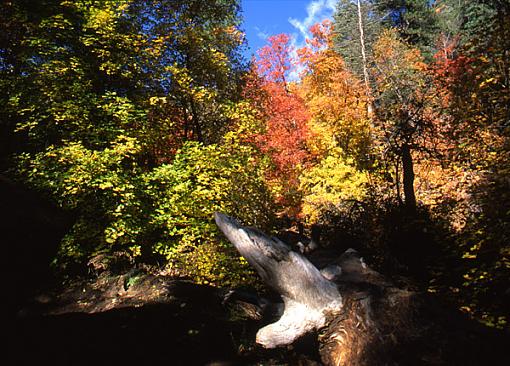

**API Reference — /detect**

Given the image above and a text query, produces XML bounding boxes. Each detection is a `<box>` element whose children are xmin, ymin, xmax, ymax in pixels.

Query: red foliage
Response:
<box><xmin>297</xmin><ymin>19</ymin><xmax>333</xmax><ymax>77</ymax></box>
<box><xmin>432</xmin><ymin>36</ymin><xmax>473</xmax><ymax>106</ymax></box>
<box><xmin>307</xmin><ymin>19</ymin><xmax>332</xmax><ymax>50</ymax></box>
<box><xmin>253</xmin><ymin>34</ymin><xmax>312</xmax><ymax>212</ymax></box>
<box><xmin>254</xmin><ymin>33</ymin><xmax>311</xmax><ymax>182</ymax></box>
<box><xmin>256</xmin><ymin>33</ymin><xmax>293</xmax><ymax>85</ymax></box>
<box><xmin>256</xmin><ymin>82</ymin><xmax>310</xmax><ymax>181</ymax></box>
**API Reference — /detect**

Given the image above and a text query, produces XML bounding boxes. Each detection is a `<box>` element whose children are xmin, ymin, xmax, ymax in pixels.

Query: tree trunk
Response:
<box><xmin>215</xmin><ymin>212</ymin><xmax>509</xmax><ymax>365</ymax></box>
<box><xmin>357</xmin><ymin>0</ymin><xmax>369</xmax><ymax>93</ymax></box>
<box><xmin>214</xmin><ymin>212</ymin><xmax>341</xmax><ymax>348</ymax></box>
<box><xmin>402</xmin><ymin>143</ymin><xmax>416</xmax><ymax>213</ymax></box>
<box><xmin>356</xmin><ymin>0</ymin><xmax>374</xmax><ymax>117</ymax></box>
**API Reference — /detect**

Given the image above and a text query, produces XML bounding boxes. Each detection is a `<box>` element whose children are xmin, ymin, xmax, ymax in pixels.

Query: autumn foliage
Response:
<box><xmin>2</xmin><ymin>0</ymin><xmax>508</xmax><ymax>331</ymax></box>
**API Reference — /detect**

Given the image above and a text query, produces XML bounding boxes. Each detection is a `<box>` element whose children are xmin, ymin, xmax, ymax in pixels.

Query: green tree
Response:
<box><xmin>375</xmin><ymin>0</ymin><xmax>440</xmax><ymax>58</ymax></box>
<box><xmin>333</xmin><ymin>0</ymin><xmax>382</xmax><ymax>89</ymax></box>
<box><xmin>2</xmin><ymin>0</ymin><xmax>275</xmax><ymax>283</ymax></box>
<box><xmin>131</xmin><ymin>0</ymin><xmax>246</xmax><ymax>145</ymax></box>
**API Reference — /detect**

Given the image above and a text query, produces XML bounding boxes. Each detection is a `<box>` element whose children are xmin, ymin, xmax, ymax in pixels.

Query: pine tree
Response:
<box><xmin>333</xmin><ymin>0</ymin><xmax>382</xmax><ymax>86</ymax></box>
<box><xmin>375</xmin><ymin>0</ymin><xmax>440</xmax><ymax>58</ymax></box>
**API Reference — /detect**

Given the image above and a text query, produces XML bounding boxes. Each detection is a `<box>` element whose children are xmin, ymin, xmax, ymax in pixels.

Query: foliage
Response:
<box><xmin>371</xmin><ymin>28</ymin><xmax>431</xmax><ymax>147</ymax></box>
<box><xmin>147</xmin><ymin>140</ymin><xmax>274</xmax><ymax>257</ymax></box>
<box><xmin>16</xmin><ymin>135</ymin><xmax>273</xmax><ymax>285</ymax></box>
<box><xmin>419</xmin><ymin>0</ymin><xmax>510</xmax><ymax>328</ymax></box>
<box><xmin>2</xmin><ymin>0</ymin><xmax>509</xmax><ymax>328</ymax></box>
<box><xmin>299</xmin><ymin>20</ymin><xmax>371</xmax><ymax>166</ymax></box>
<box><xmin>146</xmin><ymin>139</ymin><xmax>274</xmax><ymax>286</ymax></box>
<box><xmin>300</xmin><ymin>148</ymin><xmax>369</xmax><ymax>223</ymax></box>
<box><xmin>2</xmin><ymin>0</ymin><xmax>273</xmax><ymax>286</ymax></box>
<box><xmin>333</xmin><ymin>0</ymin><xmax>382</xmax><ymax>84</ymax></box>
<box><xmin>375</xmin><ymin>0</ymin><xmax>440</xmax><ymax>58</ymax></box>
<box><xmin>253</xmin><ymin>34</ymin><xmax>311</xmax><ymax>215</ymax></box>
<box><xmin>16</xmin><ymin>136</ymin><xmax>146</xmax><ymax>268</ymax></box>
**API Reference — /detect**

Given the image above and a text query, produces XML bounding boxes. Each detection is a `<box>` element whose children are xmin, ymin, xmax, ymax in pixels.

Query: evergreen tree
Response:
<box><xmin>333</xmin><ymin>0</ymin><xmax>382</xmax><ymax>86</ymax></box>
<box><xmin>375</xmin><ymin>0</ymin><xmax>440</xmax><ymax>58</ymax></box>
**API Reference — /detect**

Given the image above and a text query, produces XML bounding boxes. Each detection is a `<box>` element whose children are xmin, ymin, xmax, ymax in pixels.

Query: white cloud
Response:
<box><xmin>254</xmin><ymin>26</ymin><xmax>269</xmax><ymax>40</ymax></box>
<box><xmin>288</xmin><ymin>0</ymin><xmax>337</xmax><ymax>40</ymax></box>
<box><xmin>287</xmin><ymin>0</ymin><xmax>338</xmax><ymax>80</ymax></box>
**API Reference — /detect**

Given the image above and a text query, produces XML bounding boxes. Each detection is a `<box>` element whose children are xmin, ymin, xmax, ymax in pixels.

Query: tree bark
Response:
<box><xmin>357</xmin><ymin>0</ymin><xmax>370</xmax><ymax>94</ymax></box>
<box><xmin>356</xmin><ymin>0</ymin><xmax>374</xmax><ymax>117</ymax></box>
<box><xmin>214</xmin><ymin>212</ymin><xmax>342</xmax><ymax>348</ymax></box>
<box><xmin>215</xmin><ymin>212</ymin><xmax>509</xmax><ymax>365</ymax></box>
<box><xmin>402</xmin><ymin>143</ymin><xmax>416</xmax><ymax>213</ymax></box>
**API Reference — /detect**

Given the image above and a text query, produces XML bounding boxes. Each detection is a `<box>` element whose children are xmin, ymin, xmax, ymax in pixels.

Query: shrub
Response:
<box><xmin>16</xmin><ymin>138</ymin><xmax>274</xmax><ymax>286</ymax></box>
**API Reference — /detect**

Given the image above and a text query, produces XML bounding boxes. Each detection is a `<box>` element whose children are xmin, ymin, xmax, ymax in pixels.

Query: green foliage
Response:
<box><xmin>132</xmin><ymin>0</ymin><xmax>246</xmax><ymax>144</ymax></box>
<box><xmin>16</xmin><ymin>136</ymin><xmax>147</xmax><ymax>268</ymax></box>
<box><xmin>333</xmin><ymin>0</ymin><xmax>382</xmax><ymax>83</ymax></box>
<box><xmin>375</xmin><ymin>0</ymin><xmax>440</xmax><ymax>58</ymax></box>
<box><xmin>168</xmin><ymin>241</ymin><xmax>259</xmax><ymax>288</ymax></box>
<box><xmin>2</xmin><ymin>0</ymin><xmax>270</xmax><ymax>287</ymax></box>
<box><xmin>144</xmin><ymin>139</ymin><xmax>273</xmax><ymax>286</ymax></box>
<box><xmin>146</xmin><ymin>140</ymin><xmax>274</xmax><ymax>257</ymax></box>
<box><xmin>16</xmin><ymin>137</ymin><xmax>273</xmax><ymax>284</ymax></box>
<box><xmin>300</xmin><ymin>148</ymin><xmax>369</xmax><ymax>223</ymax></box>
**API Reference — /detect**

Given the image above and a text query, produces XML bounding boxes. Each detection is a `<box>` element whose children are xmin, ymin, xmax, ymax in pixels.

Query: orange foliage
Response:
<box><xmin>253</xmin><ymin>34</ymin><xmax>311</xmax><ymax>213</ymax></box>
<box><xmin>298</xmin><ymin>21</ymin><xmax>370</xmax><ymax>163</ymax></box>
<box><xmin>256</xmin><ymin>33</ymin><xmax>293</xmax><ymax>85</ymax></box>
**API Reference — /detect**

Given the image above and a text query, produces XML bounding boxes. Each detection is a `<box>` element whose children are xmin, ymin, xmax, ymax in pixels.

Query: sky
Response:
<box><xmin>240</xmin><ymin>0</ymin><xmax>338</xmax><ymax>60</ymax></box>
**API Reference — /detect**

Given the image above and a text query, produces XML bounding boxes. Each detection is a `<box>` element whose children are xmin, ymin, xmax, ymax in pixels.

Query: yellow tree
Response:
<box><xmin>299</xmin><ymin>20</ymin><xmax>371</xmax><ymax>166</ymax></box>
<box><xmin>297</xmin><ymin>20</ymin><xmax>371</xmax><ymax>223</ymax></box>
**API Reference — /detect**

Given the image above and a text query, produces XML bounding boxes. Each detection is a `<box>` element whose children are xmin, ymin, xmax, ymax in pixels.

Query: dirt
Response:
<box><xmin>1</xmin><ymin>177</ymin><xmax>320</xmax><ymax>366</ymax></box>
<box><xmin>7</xmin><ymin>270</ymin><xmax>321</xmax><ymax>366</ymax></box>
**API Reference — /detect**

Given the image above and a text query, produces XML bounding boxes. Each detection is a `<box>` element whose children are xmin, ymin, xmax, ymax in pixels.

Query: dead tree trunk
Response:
<box><xmin>214</xmin><ymin>212</ymin><xmax>508</xmax><ymax>365</ymax></box>
<box><xmin>214</xmin><ymin>212</ymin><xmax>341</xmax><ymax>348</ymax></box>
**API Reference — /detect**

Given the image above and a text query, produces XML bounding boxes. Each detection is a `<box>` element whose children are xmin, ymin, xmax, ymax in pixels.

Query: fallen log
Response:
<box><xmin>214</xmin><ymin>212</ymin><xmax>509</xmax><ymax>365</ymax></box>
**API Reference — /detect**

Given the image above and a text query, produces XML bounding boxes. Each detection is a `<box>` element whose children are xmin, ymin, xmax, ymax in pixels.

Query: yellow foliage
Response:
<box><xmin>300</xmin><ymin>148</ymin><xmax>368</xmax><ymax>223</ymax></box>
<box><xmin>299</xmin><ymin>45</ymin><xmax>370</xmax><ymax>162</ymax></box>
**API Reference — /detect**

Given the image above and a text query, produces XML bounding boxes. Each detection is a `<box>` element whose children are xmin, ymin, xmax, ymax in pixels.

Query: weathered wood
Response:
<box><xmin>214</xmin><ymin>212</ymin><xmax>342</xmax><ymax>348</ymax></box>
<box><xmin>215</xmin><ymin>212</ymin><xmax>509</xmax><ymax>365</ymax></box>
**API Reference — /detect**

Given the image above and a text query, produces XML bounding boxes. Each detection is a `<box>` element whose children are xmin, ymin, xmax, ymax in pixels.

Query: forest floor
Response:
<box><xmin>4</xmin><ymin>178</ymin><xmax>509</xmax><ymax>366</ymax></box>
<box><xmin>8</xmin><ymin>270</ymin><xmax>321</xmax><ymax>366</ymax></box>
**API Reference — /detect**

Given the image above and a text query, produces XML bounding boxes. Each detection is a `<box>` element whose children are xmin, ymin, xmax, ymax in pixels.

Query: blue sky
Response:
<box><xmin>240</xmin><ymin>0</ymin><xmax>338</xmax><ymax>59</ymax></box>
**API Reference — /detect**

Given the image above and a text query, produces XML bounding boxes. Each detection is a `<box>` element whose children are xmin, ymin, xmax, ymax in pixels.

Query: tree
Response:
<box><xmin>132</xmin><ymin>0</ymin><xmax>246</xmax><ymax>146</ymax></box>
<box><xmin>289</xmin><ymin>20</ymin><xmax>372</xmax><ymax>224</ymax></box>
<box><xmin>333</xmin><ymin>0</ymin><xmax>382</xmax><ymax>91</ymax></box>
<box><xmin>371</xmin><ymin>29</ymin><xmax>434</xmax><ymax>212</ymax></box>
<box><xmin>2</xmin><ymin>0</ymin><xmax>275</xmax><ymax>282</ymax></box>
<box><xmin>254</xmin><ymin>34</ymin><xmax>311</xmax><ymax>215</ymax></box>
<box><xmin>375</xmin><ymin>0</ymin><xmax>440</xmax><ymax>58</ymax></box>
<box><xmin>256</xmin><ymin>33</ymin><xmax>292</xmax><ymax>87</ymax></box>
<box><xmin>299</xmin><ymin>20</ymin><xmax>371</xmax><ymax>166</ymax></box>
<box><xmin>431</xmin><ymin>0</ymin><xmax>510</xmax><ymax>326</ymax></box>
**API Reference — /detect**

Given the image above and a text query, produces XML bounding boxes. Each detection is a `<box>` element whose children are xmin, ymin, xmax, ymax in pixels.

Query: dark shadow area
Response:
<box><xmin>359</xmin><ymin>292</ymin><xmax>510</xmax><ymax>366</ymax></box>
<box><xmin>314</xmin><ymin>200</ymin><xmax>444</xmax><ymax>280</ymax></box>
<box><xmin>311</xmin><ymin>194</ymin><xmax>509</xmax><ymax>334</ymax></box>
<box><xmin>9</xmin><ymin>303</ymin><xmax>240</xmax><ymax>366</ymax></box>
<box><xmin>1</xmin><ymin>175</ymin><xmax>74</xmax><ymax>313</ymax></box>
<box><xmin>7</xmin><ymin>279</ymin><xmax>324</xmax><ymax>366</ymax></box>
